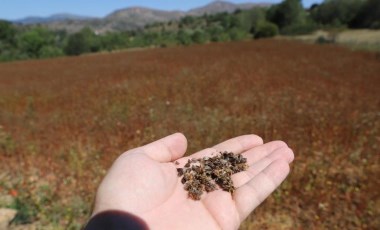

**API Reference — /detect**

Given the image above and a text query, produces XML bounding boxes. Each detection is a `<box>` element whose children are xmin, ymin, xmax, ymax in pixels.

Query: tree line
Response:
<box><xmin>0</xmin><ymin>0</ymin><xmax>379</xmax><ymax>62</ymax></box>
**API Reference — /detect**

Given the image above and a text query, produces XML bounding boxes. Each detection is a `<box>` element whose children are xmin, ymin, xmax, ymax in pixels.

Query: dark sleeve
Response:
<box><xmin>84</xmin><ymin>210</ymin><xmax>149</xmax><ymax>230</ymax></box>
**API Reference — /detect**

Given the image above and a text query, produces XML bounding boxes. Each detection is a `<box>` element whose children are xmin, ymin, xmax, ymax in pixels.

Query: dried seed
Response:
<box><xmin>176</xmin><ymin>151</ymin><xmax>248</xmax><ymax>200</ymax></box>
<box><xmin>177</xmin><ymin>168</ymin><xmax>184</xmax><ymax>177</ymax></box>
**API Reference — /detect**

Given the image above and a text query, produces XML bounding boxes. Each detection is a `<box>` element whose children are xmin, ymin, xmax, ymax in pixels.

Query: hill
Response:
<box><xmin>189</xmin><ymin>1</ymin><xmax>270</xmax><ymax>15</ymax></box>
<box><xmin>11</xmin><ymin>1</ymin><xmax>271</xmax><ymax>33</ymax></box>
<box><xmin>14</xmin><ymin>13</ymin><xmax>96</xmax><ymax>24</ymax></box>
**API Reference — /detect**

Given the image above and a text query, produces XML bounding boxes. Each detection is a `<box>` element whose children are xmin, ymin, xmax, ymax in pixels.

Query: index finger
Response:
<box><xmin>233</xmin><ymin>160</ymin><xmax>290</xmax><ymax>220</ymax></box>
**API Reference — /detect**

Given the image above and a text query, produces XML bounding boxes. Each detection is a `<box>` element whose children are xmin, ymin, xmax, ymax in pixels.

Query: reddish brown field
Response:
<box><xmin>0</xmin><ymin>40</ymin><xmax>379</xmax><ymax>229</ymax></box>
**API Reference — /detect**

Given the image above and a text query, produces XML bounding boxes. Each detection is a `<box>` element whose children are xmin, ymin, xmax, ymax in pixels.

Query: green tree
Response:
<box><xmin>221</xmin><ymin>15</ymin><xmax>232</xmax><ymax>29</ymax></box>
<box><xmin>228</xmin><ymin>28</ymin><xmax>247</xmax><ymax>41</ymax></box>
<box><xmin>230</xmin><ymin>16</ymin><xmax>242</xmax><ymax>29</ymax></box>
<box><xmin>100</xmin><ymin>32</ymin><xmax>128</xmax><ymax>51</ymax></box>
<box><xmin>128</xmin><ymin>32</ymin><xmax>146</xmax><ymax>48</ymax></box>
<box><xmin>65</xmin><ymin>32</ymin><xmax>88</xmax><ymax>55</ymax></box>
<box><xmin>39</xmin><ymin>46</ymin><xmax>64</xmax><ymax>58</ymax></box>
<box><xmin>180</xmin><ymin>16</ymin><xmax>196</xmax><ymax>26</ymax></box>
<box><xmin>350</xmin><ymin>0</ymin><xmax>380</xmax><ymax>29</ymax></box>
<box><xmin>177</xmin><ymin>30</ymin><xmax>192</xmax><ymax>46</ymax></box>
<box><xmin>311</xmin><ymin>0</ymin><xmax>365</xmax><ymax>26</ymax></box>
<box><xmin>81</xmin><ymin>27</ymin><xmax>101</xmax><ymax>52</ymax></box>
<box><xmin>158</xmin><ymin>31</ymin><xmax>177</xmax><ymax>47</ymax></box>
<box><xmin>206</xmin><ymin>25</ymin><xmax>225</xmax><ymax>42</ymax></box>
<box><xmin>143</xmin><ymin>32</ymin><xmax>160</xmax><ymax>46</ymax></box>
<box><xmin>248</xmin><ymin>8</ymin><xmax>268</xmax><ymax>36</ymax></box>
<box><xmin>18</xmin><ymin>27</ymin><xmax>54</xmax><ymax>58</ymax></box>
<box><xmin>64</xmin><ymin>27</ymin><xmax>99</xmax><ymax>56</ymax></box>
<box><xmin>191</xmin><ymin>30</ymin><xmax>208</xmax><ymax>44</ymax></box>
<box><xmin>0</xmin><ymin>20</ymin><xmax>16</xmax><ymax>45</ymax></box>
<box><xmin>267</xmin><ymin>0</ymin><xmax>306</xmax><ymax>29</ymax></box>
<box><xmin>254</xmin><ymin>21</ymin><xmax>279</xmax><ymax>39</ymax></box>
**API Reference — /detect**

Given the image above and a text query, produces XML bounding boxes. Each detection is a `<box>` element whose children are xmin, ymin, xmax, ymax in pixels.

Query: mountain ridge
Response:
<box><xmin>13</xmin><ymin>13</ymin><xmax>98</xmax><ymax>24</ymax></box>
<box><xmin>9</xmin><ymin>1</ymin><xmax>272</xmax><ymax>33</ymax></box>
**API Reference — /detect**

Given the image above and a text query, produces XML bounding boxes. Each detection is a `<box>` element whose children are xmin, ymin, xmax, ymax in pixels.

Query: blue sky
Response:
<box><xmin>0</xmin><ymin>0</ymin><xmax>323</xmax><ymax>20</ymax></box>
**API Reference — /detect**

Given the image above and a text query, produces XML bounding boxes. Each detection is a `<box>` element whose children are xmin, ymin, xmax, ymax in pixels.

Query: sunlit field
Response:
<box><xmin>289</xmin><ymin>29</ymin><xmax>380</xmax><ymax>52</ymax></box>
<box><xmin>0</xmin><ymin>39</ymin><xmax>379</xmax><ymax>229</ymax></box>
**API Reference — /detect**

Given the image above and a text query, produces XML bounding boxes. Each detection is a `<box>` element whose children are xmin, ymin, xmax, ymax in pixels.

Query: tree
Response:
<box><xmin>310</xmin><ymin>0</ymin><xmax>365</xmax><ymax>26</ymax></box>
<box><xmin>142</xmin><ymin>32</ymin><xmax>160</xmax><ymax>46</ymax></box>
<box><xmin>100</xmin><ymin>32</ymin><xmax>129</xmax><ymax>51</ymax></box>
<box><xmin>39</xmin><ymin>46</ymin><xmax>64</xmax><ymax>58</ymax></box>
<box><xmin>0</xmin><ymin>20</ymin><xmax>16</xmax><ymax>45</ymax></box>
<box><xmin>254</xmin><ymin>21</ymin><xmax>279</xmax><ymax>39</ymax></box>
<box><xmin>158</xmin><ymin>31</ymin><xmax>177</xmax><ymax>47</ymax></box>
<box><xmin>207</xmin><ymin>25</ymin><xmax>225</xmax><ymax>42</ymax></box>
<box><xmin>65</xmin><ymin>32</ymin><xmax>89</xmax><ymax>55</ymax></box>
<box><xmin>221</xmin><ymin>15</ymin><xmax>232</xmax><ymax>29</ymax></box>
<box><xmin>180</xmin><ymin>16</ymin><xmax>196</xmax><ymax>26</ymax></box>
<box><xmin>64</xmin><ymin>27</ymin><xmax>99</xmax><ymax>56</ymax></box>
<box><xmin>231</xmin><ymin>16</ymin><xmax>243</xmax><ymax>28</ymax></box>
<box><xmin>177</xmin><ymin>30</ymin><xmax>192</xmax><ymax>46</ymax></box>
<box><xmin>191</xmin><ymin>30</ymin><xmax>208</xmax><ymax>44</ymax></box>
<box><xmin>228</xmin><ymin>28</ymin><xmax>247</xmax><ymax>41</ymax></box>
<box><xmin>17</xmin><ymin>27</ymin><xmax>54</xmax><ymax>58</ymax></box>
<box><xmin>350</xmin><ymin>0</ymin><xmax>380</xmax><ymax>29</ymax></box>
<box><xmin>267</xmin><ymin>0</ymin><xmax>306</xmax><ymax>29</ymax></box>
<box><xmin>248</xmin><ymin>8</ymin><xmax>269</xmax><ymax>35</ymax></box>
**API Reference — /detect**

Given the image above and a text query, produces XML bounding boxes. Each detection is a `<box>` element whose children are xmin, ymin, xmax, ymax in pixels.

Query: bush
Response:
<box><xmin>228</xmin><ymin>28</ymin><xmax>247</xmax><ymax>41</ymax></box>
<box><xmin>11</xmin><ymin>197</ymin><xmax>38</xmax><ymax>224</ymax></box>
<box><xmin>255</xmin><ymin>22</ymin><xmax>279</xmax><ymax>39</ymax></box>
<box><xmin>177</xmin><ymin>30</ymin><xmax>192</xmax><ymax>46</ymax></box>
<box><xmin>315</xmin><ymin>36</ymin><xmax>335</xmax><ymax>44</ymax></box>
<box><xmin>217</xmin><ymin>33</ymin><xmax>231</xmax><ymax>42</ymax></box>
<box><xmin>39</xmin><ymin>46</ymin><xmax>64</xmax><ymax>58</ymax></box>
<box><xmin>281</xmin><ymin>23</ymin><xmax>319</xmax><ymax>35</ymax></box>
<box><xmin>0</xmin><ymin>125</ymin><xmax>15</xmax><ymax>155</ymax></box>
<box><xmin>191</xmin><ymin>30</ymin><xmax>208</xmax><ymax>44</ymax></box>
<box><xmin>370</xmin><ymin>21</ymin><xmax>380</xmax><ymax>29</ymax></box>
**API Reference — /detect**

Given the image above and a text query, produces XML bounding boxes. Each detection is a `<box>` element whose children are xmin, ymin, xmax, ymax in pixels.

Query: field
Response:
<box><xmin>289</xmin><ymin>29</ymin><xmax>380</xmax><ymax>52</ymax></box>
<box><xmin>0</xmin><ymin>39</ymin><xmax>379</xmax><ymax>229</ymax></box>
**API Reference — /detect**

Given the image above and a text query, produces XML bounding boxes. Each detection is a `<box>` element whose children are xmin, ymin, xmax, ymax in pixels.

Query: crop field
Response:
<box><xmin>0</xmin><ymin>40</ymin><xmax>379</xmax><ymax>229</ymax></box>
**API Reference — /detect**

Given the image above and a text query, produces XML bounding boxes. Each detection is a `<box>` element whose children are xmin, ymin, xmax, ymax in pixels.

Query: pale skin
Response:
<box><xmin>92</xmin><ymin>133</ymin><xmax>294</xmax><ymax>230</ymax></box>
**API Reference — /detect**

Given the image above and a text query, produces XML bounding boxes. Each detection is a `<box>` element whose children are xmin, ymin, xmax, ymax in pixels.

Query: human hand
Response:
<box><xmin>91</xmin><ymin>133</ymin><xmax>294</xmax><ymax>230</ymax></box>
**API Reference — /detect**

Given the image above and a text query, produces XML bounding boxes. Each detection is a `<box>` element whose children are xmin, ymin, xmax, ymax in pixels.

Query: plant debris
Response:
<box><xmin>176</xmin><ymin>151</ymin><xmax>248</xmax><ymax>200</ymax></box>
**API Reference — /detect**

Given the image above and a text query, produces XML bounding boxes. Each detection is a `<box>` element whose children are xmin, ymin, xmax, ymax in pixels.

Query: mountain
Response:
<box><xmin>106</xmin><ymin>7</ymin><xmax>184</xmax><ymax>22</ymax></box>
<box><xmin>103</xmin><ymin>7</ymin><xmax>185</xmax><ymax>30</ymax></box>
<box><xmin>11</xmin><ymin>1</ymin><xmax>272</xmax><ymax>33</ymax></box>
<box><xmin>189</xmin><ymin>0</ymin><xmax>261</xmax><ymax>15</ymax></box>
<box><xmin>14</xmin><ymin>13</ymin><xmax>96</xmax><ymax>25</ymax></box>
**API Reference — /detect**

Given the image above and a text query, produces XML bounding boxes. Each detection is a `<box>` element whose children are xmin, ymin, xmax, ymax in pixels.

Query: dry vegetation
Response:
<box><xmin>288</xmin><ymin>29</ymin><xmax>380</xmax><ymax>52</ymax></box>
<box><xmin>0</xmin><ymin>39</ymin><xmax>379</xmax><ymax>229</ymax></box>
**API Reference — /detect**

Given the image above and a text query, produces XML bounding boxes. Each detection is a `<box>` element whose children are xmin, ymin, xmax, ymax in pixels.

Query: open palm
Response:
<box><xmin>92</xmin><ymin>133</ymin><xmax>294</xmax><ymax>230</ymax></box>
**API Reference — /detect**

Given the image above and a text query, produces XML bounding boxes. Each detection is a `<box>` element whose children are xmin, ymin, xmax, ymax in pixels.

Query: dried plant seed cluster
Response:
<box><xmin>176</xmin><ymin>151</ymin><xmax>248</xmax><ymax>200</ymax></box>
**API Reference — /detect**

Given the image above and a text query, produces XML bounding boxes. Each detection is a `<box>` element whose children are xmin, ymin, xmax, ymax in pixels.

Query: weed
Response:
<box><xmin>0</xmin><ymin>126</ymin><xmax>15</xmax><ymax>156</ymax></box>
